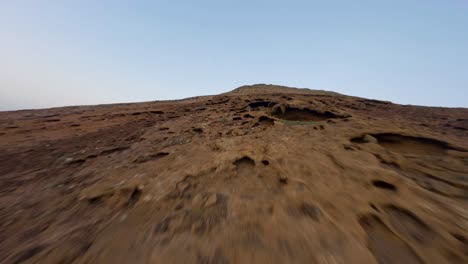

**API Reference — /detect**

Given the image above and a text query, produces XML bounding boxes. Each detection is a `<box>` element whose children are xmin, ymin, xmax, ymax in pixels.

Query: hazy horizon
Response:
<box><xmin>1</xmin><ymin>1</ymin><xmax>468</xmax><ymax>111</ymax></box>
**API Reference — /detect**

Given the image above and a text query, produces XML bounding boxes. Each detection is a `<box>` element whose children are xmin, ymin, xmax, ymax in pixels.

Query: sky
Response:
<box><xmin>1</xmin><ymin>0</ymin><xmax>467</xmax><ymax>111</ymax></box>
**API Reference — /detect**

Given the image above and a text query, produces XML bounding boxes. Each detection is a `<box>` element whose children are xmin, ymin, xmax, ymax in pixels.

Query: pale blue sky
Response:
<box><xmin>1</xmin><ymin>0</ymin><xmax>467</xmax><ymax>110</ymax></box>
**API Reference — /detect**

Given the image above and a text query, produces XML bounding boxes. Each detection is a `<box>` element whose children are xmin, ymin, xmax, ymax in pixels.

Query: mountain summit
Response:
<box><xmin>226</xmin><ymin>83</ymin><xmax>343</xmax><ymax>96</ymax></box>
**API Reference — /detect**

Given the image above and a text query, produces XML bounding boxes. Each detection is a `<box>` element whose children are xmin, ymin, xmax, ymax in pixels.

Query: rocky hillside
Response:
<box><xmin>226</xmin><ymin>83</ymin><xmax>343</xmax><ymax>96</ymax></box>
<box><xmin>0</xmin><ymin>85</ymin><xmax>467</xmax><ymax>263</ymax></box>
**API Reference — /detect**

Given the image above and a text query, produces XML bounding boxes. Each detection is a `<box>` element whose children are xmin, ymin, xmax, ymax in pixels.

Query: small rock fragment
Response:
<box><xmin>192</xmin><ymin>193</ymin><xmax>204</xmax><ymax>207</ymax></box>
<box><xmin>120</xmin><ymin>213</ymin><xmax>128</xmax><ymax>222</ymax></box>
<box><xmin>363</xmin><ymin>134</ymin><xmax>378</xmax><ymax>143</ymax></box>
<box><xmin>300</xmin><ymin>203</ymin><xmax>321</xmax><ymax>221</ymax></box>
<box><xmin>204</xmin><ymin>193</ymin><xmax>218</xmax><ymax>207</ymax></box>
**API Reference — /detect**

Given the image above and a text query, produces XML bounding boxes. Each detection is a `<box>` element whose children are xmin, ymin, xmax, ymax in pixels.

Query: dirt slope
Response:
<box><xmin>0</xmin><ymin>85</ymin><xmax>467</xmax><ymax>264</ymax></box>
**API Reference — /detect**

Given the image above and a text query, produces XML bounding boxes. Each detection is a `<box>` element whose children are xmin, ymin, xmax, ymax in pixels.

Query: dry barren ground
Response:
<box><xmin>1</xmin><ymin>85</ymin><xmax>467</xmax><ymax>263</ymax></box>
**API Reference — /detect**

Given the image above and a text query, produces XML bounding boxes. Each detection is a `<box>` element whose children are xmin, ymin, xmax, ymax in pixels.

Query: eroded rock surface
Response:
<box><xmin>0</xmin><ymin>85</ymin><xmax>467</xmax><ymax>263</ymax></box>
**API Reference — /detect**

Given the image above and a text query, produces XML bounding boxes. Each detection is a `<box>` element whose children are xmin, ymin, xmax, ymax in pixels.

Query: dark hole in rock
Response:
<box><xmin>88</xmin><ymin>197</ymin><xmax>103</xmax><ymax>205</ymax></box>
<box><xmin>361</xmin><ymin>99</ymin><xmax>391</xmax><ymax>105</ymax></box>
<box><xmin>372</xmin><ymin>180</ymin><xmax>397</xmax><ymax>191</ymax></box>
<box><xmin>134</xmin><ymin>152</ymin><xmax>169</xmax><ymax>163</ymax></box>
<box><xmin>43</xmin><ymin>119</ymin><xmax>61</xmax><ymax>123</ymax></box>
<box><xmin>69</xmin><ymin>159</ymin><xmax>86</xmax><ymax>166</ymax></box>
<box><xmin>279</xmin><ymin>177</ymin><xmax>288</xmax><ymax>185</ymax></box>
<box><xmin>452</xmin><ymin>126</ymin><xmax>467</xmax><ymax>131</ymax></box>
<box><xmin>233</xmin><ymin>117</ymin><xmax>242</xmax><ymax>121</ymax></box>
<box><xmin>272</xmin><ymin>107</ymin><xmax>342</xmax><ymax>122</ymax></box>
<box><xmin>371</xmin><ymin>133</ymin><xmax>462</xmax><ymax>155</ymax></box>
<box><xmin>248</xmin><ymin>101</ymin><xmax>273</xmax><ymax>109</ymax></box>
<box><xmin>351</xmin><ymin>136</ymin><xmax>367</xmax><ymax>144</ymax></box>
<box><xmin>127</xmin><ymin>188</ymin><xmax>142</xmax><ymax>207</ymax></box>
<box><xmin>451</xmin><ymin>233</ymin><xmax>467</xmax><ymax>245</ymax></box>
<box><xmin>370</xmin><ymin>203</ymin><xmax>380</xmax><ymax>212</ymax></box>
<box><xmin>243</xmin><ymin>114</ymin><xmax>254</xmax><ymax>118</ymax></box>
<box><xmin>262</xmin><ymin>160</ymin><xmax>269</xmax><ymax>165</ymax></box>
<box><xmin>234</xmin><ymin>157</ymin><xmax>255</xmax><ymax>177</ymax></box>
<box><xmin>257</xmin><ymin>116</ymin><xmax>275</xmax><ymax>127</ymax></box>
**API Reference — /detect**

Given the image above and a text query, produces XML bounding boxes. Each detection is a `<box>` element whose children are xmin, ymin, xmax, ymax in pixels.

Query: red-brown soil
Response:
<box><xmin>1</xmin><ymin>84</ymin><xmax>467</xmax><ymax>263</ymax></box>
